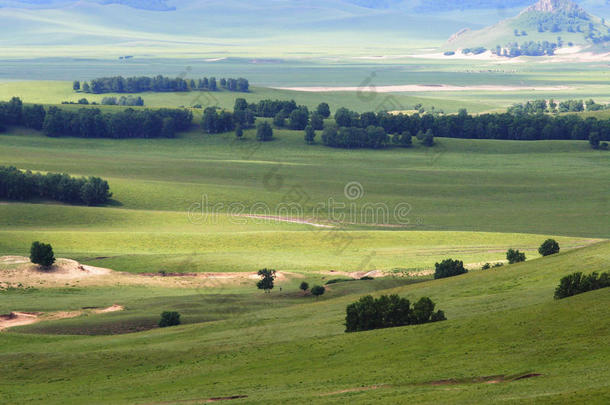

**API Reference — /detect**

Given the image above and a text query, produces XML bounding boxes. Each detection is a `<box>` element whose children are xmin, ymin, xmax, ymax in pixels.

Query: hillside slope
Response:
<box><xmin>0</xmin><ymin>241</ymin><xmax>608</xmax><ymax>403</ymax></box>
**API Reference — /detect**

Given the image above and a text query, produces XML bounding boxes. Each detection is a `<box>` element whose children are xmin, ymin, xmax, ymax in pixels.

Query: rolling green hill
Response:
<box><xmin>1</xmin><ymin>239</ymin><xmax>608</xmax><ymax>403</ymax></box>
<box><xmin>447</xmin><ymin>0</ymin><xmax>610</xmax><ymax>52</ymax></box>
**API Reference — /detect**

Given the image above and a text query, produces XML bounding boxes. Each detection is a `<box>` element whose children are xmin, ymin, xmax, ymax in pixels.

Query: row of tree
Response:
<box><xmin>328</xmin><ymin>107</ymin><xmax>610</xmax><ymax>143</ymax></box>
<box><xmin>554</xmin><ymin>271</ymin><xmax>609</xmax><ymax>299</ymax></box>
<box><xmin>0</xmin><ymin>166</ymin><xmax>112</xmax><ymax>206</ymax></box>
<box><xmin>0</xmin><ymin>97</ymin><xmax>46</xmax><ymax>131</ymax></box>
<box><xmin>74</xmin><ymin>76</ymin><xmax>249</xmax><ymax>94</ymax></box>
<box><xmin>42</xmin><ymin>106</ymin><xmax>192</xmax><ymax>138</ymax></box>
<box><xmin>345</xmin><ymin>294</ymin><xmax>446</xmax><ymax>333</ymax></box>
<box><xmin>508</xmin><ymin>99</ymin><xmax>609</xmax><ymax>115</ymax></box>
<box><xmin>101</xmin><ymin>96</ymin><xmax>145</xmax><ymax>106</ymax></box>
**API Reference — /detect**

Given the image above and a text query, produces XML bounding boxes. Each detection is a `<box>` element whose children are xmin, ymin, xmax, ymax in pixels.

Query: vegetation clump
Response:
<box><xmin>256</xmin><ymin>268</ymin><xmax>276</xmax><ymax>293</ymax></box>
<box><xmin>506</xmin><ymin>249</ymin><xmax>526</xmax><ymax>264</ymax></box>
<box><xmin>554</xmin><ymin>271</ymin><xmax>609</xmax><ymax>299</ymax></box>
<box><xmin>30</xmin><ymin>241</ymin><xmax>55</xmax><ymax>268</ymax></box>
<box><xmin>0</xmin><ymin>166</ymin><xmax>112</xmax><ymax>206</ymax></box>
<box><xmin>434</xmin><ymin>259</ymin><xmax>467</xmax><ymax>279</ymax></box>
<box><xmin>539</xmin><ymin>239</ymin><xmax>560</xmax><ymax>256</ymax></box>
<box><xmin>159</xmin><ymin>311</ymin><xmax>181</xmax><ymax>327</ymax></box>
<box><xmin>311</xmin><ymin>285</ymin><xmax>326</xmax><ymax>298</ymax></box>
<box><xmin>345</xmin><ymin>295</ymin><xmax>445</xmax><ymax>333</ymax></box>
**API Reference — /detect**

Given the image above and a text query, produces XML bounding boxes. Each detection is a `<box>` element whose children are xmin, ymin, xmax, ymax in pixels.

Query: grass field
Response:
<box><xmin>1</xmin><ymin>67</ymin><xmax>609</xmax><ymax>403</ymax></box>
<box><xmin>0</xmin><ymin>241</ymin><xmax>608</xmax><ymax>403</ymax></box>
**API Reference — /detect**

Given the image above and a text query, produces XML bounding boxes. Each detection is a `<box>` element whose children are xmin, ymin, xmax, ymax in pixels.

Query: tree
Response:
<box><xmin>506</xmin><ymin>248</ymin><xmax>526</xmax><ymax>264</ymax></box>
<box><xmin>311</xmin><ymin>285</ymin><xmax>325</xmax><ymax>298</ymax></box>
<box><xmin>273</xmin><ymin>113</ymin><xmax>286</xmax><ymax>128</ymax></box>
<box><xmin>256</xmin><ymin>268</ymin><xmax>276</xmax><ymax>293</ymax></box>
<box><xmin>419</xmin><ymin>129</ymin><xmax>435</xmax><ymax>147</ymax></box>
<box><xmin>159</xmin><ymin>311</ymin><xmax>181</xmax><ymax>327</ymax></box>
<box><xmin>82</xmin><ymin>82</ymin><xmax>90</xmax><ymax>93</ymax></box>
<box><xmin>434</xmin><ymin>259</ymin><xmax>467</xmax><ymax>279</ymax></box>
<box><xmin>22</xmin><ymin>104</ymin><xmax>46</xmax><ymax>130</ymax></box>
<box><xmin>589</xmin><ymin>132</ymin><xmax>601</xmax><ymax>149</ymax></box>
<box><xmin>317</xmin><ymin>102</ymin><xmax>330</xmax><ymax>118</ymax></box>
<box><xmin>30</xmin><ymin>241</ymin><xmax>55</xmax><ymax>268</ymax></box>
<box><xmin>539</xmin><ymin>239</ymin><xmax>560</xmax><ymax>257</ymax></box>
<box><xmin>289</xmin><ymin>107</ymin><xmax>309</xmax><ymax>130</ymax></box>
<box><xmin>235</xmin><ymin>124</ymin><xmax>243</xmax><ymax>139</ymax></box>
<box><xmin>304</xmin><ymin>125</ymin><xmax>316</xmax><ymax>144</ymax></box>
<box><xmin>73</xmin><ymin>80</ymin><xmax>80</xmax><ymax>91</ymax></box>
<box><xmin>80</xmin><ymin>177</ymin><xmax>112</xmax><ymax>206</ymax></box>
<box><xmin>299</xmin><ymin>281</ymin><xmax>309</xmax><ymax>293</ymax></box>
<box><xmin>310</xmin><ymin>112</ymin><xmax>324</xmax><ymax>130</ymax></box>
<box><xmin>256</xmin><ymin>121</ymin><xmax>273</xmax><ymax>142</ymax></box>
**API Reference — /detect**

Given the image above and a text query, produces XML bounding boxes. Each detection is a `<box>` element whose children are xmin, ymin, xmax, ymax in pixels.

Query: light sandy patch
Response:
<box><xmin>319</xmin><ymin>270</ymin><xmax>385</xmax><ymax>279</ymax></box>
<box><xmin>321</xmin><ymin>385</ymin><xmax>388</xmax><ymax>396</ymax></box>
<box><xmin>0</xmin><ymin>305</ymin><xmax>124</xmax><ymax>331</ymax></box>
<box><xmin>0</xmin><ymin>256</ymin><xmax>301</xmax><ymax>288</ymax></box>
<box><xmin>242</xmin><ymin>215</ymin><xmax>334</xmax><ymax>228</ymax></box>
<box><xmin>273</xmin><ymin>84</ymin><xmax>569</xmax><ymax>93</ymax></box>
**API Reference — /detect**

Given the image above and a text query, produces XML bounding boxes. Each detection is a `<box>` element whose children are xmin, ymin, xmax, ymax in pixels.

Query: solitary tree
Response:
<box><xmin>539</xmin><ymin>239</ymin><xmax>560</xmax><ymax>256</ymax></box>
<box><xmin>299</xmin><ymin>281</ymin><xmax>309</xmax><ymax>293</ymax></box>
<box><xmin>159</xmin><ymin>311</ymin><xmax>181</xmax><ymax>327</ymax></box>
<box><xmin>73</xmin><ymin>80</ymin><xmax>80</xmax><ymax>91</ymax></box>
<box><xmin>235</xmin><ymin>124</ymin><xmax>244</xmax><ymax>139</ymax></box>
<box><xmin>506</xmin><ymin>248</ymin><xmax>526</xmax><ymax>264</ymax></box>
<box><xmin>30</xmin><ymin>241</ymin><xmax>55</xmax><ymax>268</ymax></box>
<box><xmin>256</xmin><ymin>268</ymin><xmax>277</xmax><ymax>293</ymax></box>
<box><xmin>256</xmin><ymin>121</ymin><xmax>273</xmax><ymax>142</ymax></box>
<box><xmin>82</xmin><ymin>82</ymin><xmax>90</xmax><ymax>93</ymax></box>
<box><xmin>311</xmin><ymin>285</ymin><xmax>325</xmax><ymax>298</ymax></box>
<box><xmin>304</xmin><ymin>125</ymin><xmax>316</xmax><ymax>144</ymax></box>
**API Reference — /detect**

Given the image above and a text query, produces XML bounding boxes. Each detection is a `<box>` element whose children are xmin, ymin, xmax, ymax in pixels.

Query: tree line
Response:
<box><xmin>345</xmin><ymin>294</ymin><xmax>446</xmax><ymax>333</ymax></box>
<box><xmin>508</xmin><ymin>99</ymin><xmax>610</xmax><ymax>114</ymax></box>
<box><xmin>74</xmin><ymin>75</ymin><xmax>249</xmax><ymax>94</ymax></box>
<box><xmin>0</xmin><ymin>166</ymin><xmax>112</xmax><ymax>206</ymax></box>
<box><xmin>42</xmin><ymin>106</ymin><xmax>192</xmax><ymax>138</ymax></box>
<box><xmin>0</xmin><ymin>97</ymin><xmax>193</xmax><ymax>138</ymax></box>
<box><xmin>554</xmin><ymin>271</ymin><xmax>609</xmax><ymax>299</ymax></box>
<box><xmin>315</xmin><ymin>106</ymin><xmax>610</xmax><ymax>149</ymax></box>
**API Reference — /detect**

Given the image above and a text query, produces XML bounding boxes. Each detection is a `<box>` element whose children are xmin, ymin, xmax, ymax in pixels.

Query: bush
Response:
<box><xmin>506</xmin><ymin>248</ymin><xmax>526</xmax><ymax>264</ymax></box>
<box><xmin>538</xmin><ymin>239</ymin><xmax>560</xmax><ymax>257</ymax></box>
<box><xmin>299</xmin><ymin>281</ymin><xmax>309</xmax><ymax>292</ymax></box>
<box><xmin>159</xmin><ymin>311</ymin><xmax>181</xmax><ymax>327</ymax></box>
<box><xmin>345</xmin><ymin>295</ymin><xmax>445</xmax><ymax>333</ymax></box>
<box><xmin>554</xmin><ymin>271</ymin><xmax>609</xmax><ymax>299</ymax></box>
<box><xmin>311</xmin><ymin>285</ymin><xmax>326</xmax><ymax>298</ymax></box>
<box><xmin>30</xmin><ymin>241</ymin><xmax>55</xmax><ymax>268</ymax></box>
<box><xmin>256</xmin><ymin>121</ymin><xmax>273</xmax><ymax>141</ymax></box>
<box><xmin>482</xmin><ymin>263</ymin><xmax>491</xmax><ymax>270</ymax></box>
<box><xmin>434</xmin><ymin>259</ymin><xmax>467</xmax><ymax>279</ymax></box>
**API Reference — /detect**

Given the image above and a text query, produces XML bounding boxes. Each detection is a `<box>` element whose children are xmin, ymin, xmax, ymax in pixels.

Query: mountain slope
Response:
<box><xmin>447</xmin><ymin>0</ymin><xmax>610</xmax><ymax>52</ymax></box>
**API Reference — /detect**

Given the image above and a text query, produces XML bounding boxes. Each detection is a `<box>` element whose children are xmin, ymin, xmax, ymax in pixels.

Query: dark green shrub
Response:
<box><xmin>554</xmin><ymin>271</ymin><xmax>609</xmax><ymax>299</ymax></box>
<box><xmin>506</xmin><ymin>248</ymin><xmax>526</xmax><ymax>264</ymax></box>
<box><xmin>434</xmin><ymin>259</ymin><xmax>467</xmax><ymax>279</ymax></box>
<box><xmin>159</xmin><ymin>311</ymin><xmax>181</xmax><ymax>327</ymax></box>
<box><xmin>299</xmin><ymin>281</ymin><xmax>309</xmax><ymax>292</ymax></box>
<box><xmin>30</xmin><ymin>241</ymin><xmax>55</xmax><ymax>268</ymax></box>
<box><xmin>539</xmin><ymin>239</ymin><xmax>560</xmax><ymax>256</ymax></box>
<box><xmin>311</xmin><ymin>285</ymin><xmax>326</xmax><ymax>298</ymax></box>
<box><xmin>481</xmin><ymin>263</ymin><xmax>491</xmax><ymax>270</ymax></box>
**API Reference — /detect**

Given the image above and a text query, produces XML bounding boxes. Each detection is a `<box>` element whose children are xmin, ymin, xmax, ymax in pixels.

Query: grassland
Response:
<box><xmin>0</xmin><ymin>241</ymin><xmax>608</xmax><ymax>404</ymax></box>
<box><xmin>1</xmin><ymin>67</ymin><xmax>609</xmax><ymax>403</ymax></box>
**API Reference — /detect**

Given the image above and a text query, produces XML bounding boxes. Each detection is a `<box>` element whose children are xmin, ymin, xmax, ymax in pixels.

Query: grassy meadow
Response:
<box><xmin>0</xmin><ymin>69</ymin><xmax>609</xmax><ymax>404</ymax></box>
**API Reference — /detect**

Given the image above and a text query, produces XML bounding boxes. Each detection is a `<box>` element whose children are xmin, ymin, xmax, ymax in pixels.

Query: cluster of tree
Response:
<box><xmin>528</xmin><ymin>11</ymin><xmax>610</xmax><ymax>43</ymax></box>
<box><xmin>101</xmin><ymin>96</ymin><xmax>145</xmax><ymax>106</ymax></box>
<box><xmin>462</xmin><ymin>47</ymin><xmax>487</xmax><ymax>55</ymax></box>
<box><xmin>43</xmin><ymin>106</ymin><xmax>192</xmax><ymax>138</ymax></box>
<box><xmin>321</xmin><ymin>124</ymin><xmax>390</xmax><ymax>149</ymax></box>
<box><xmin>494</xmin><ymin>41</ymin><xmax>559</xmax><ymax>57</ymax></box>
<box><xmin>159</xmin><ymin>311</ymin><xmax>181</xmax><ymax>327</ymax></box>
<box><xmin>0</xmin><ymin>166</ymin><xmax>112</xmax><ymax>206</ymax></box>
<box><xmin>76</xmin><ymin>76</ymin><xmax>249</xmax><ymax>94</ymax></box>
<box><xmin>30</xmin><ymin>241</ymin><xmax>55</xmax><ymax>268</ymax></box>
<box><xmin>0</xmin><ymin>97</ymin><xmax>46</xmax><ymax>130</ymax></box>
<box><xmin>508</xmin><ymin>99</ymin><xmax>610</xmax><ymax>115</ymax></box>
<box><xmin>506</xmin><ymin>248</ymin><xmax>526</xmax><ymax>264</ymax></box>
<box><xmin>372</xmin><ymin>108</ymin><xmax>610</xmax><ymax>142</ymax></box>
<box><xmin>299</xmin><ymin>282</ymin><xmax>325</xmax><ymax>297</ymax></box>
<box><xmin>554</xmin><ymin>271</ymin><xmax>609</xmax><ymax>299</ymax></box>
<box><xmin>434</xmin><ymin>259</ymin><xmax>468</xmax><ymax>279</ymax></box>
<box><xmin>345</xmin><ymin>295</ymin><xmax>446</xmax><ymax>333</ymax></box>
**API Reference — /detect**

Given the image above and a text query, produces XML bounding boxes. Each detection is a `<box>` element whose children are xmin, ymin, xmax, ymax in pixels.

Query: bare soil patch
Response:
<box><xmin>424</xmin><ymin>373</ymin><xmax>542</xmax><ymax>386</ymax></box>
<box><xmin>0</xmin><ymin>305</ymin><xmax>123</xmax><ymax>331</ymax></box>
<box><xmin>321</xmin><ymin>385</ymin><xmax>388</xmax><ymax>396</ymax></box>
